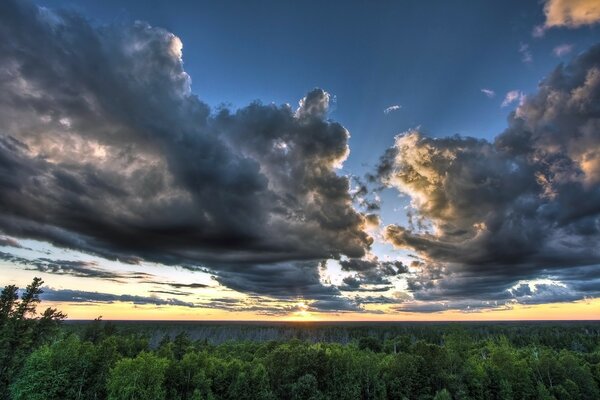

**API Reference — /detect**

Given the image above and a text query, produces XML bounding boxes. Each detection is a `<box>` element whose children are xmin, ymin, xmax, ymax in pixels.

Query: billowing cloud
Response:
<box><xmin>0</xmin><ymin>0</ymin><xmax>374</xmax><ymax>304</ymax></box>
<box><xmin>543</xmin><ymin>0</ymin><xmax>600</xmax><ymax>28</ymax></box>
<box><xmin>375</xmin><ymin>43</ymin><xmax>600</xmax><ymax>310</ymax></box>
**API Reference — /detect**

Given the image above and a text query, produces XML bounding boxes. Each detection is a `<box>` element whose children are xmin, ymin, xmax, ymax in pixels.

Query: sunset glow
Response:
<box><xmin>1</xmin><ymin>0</ymin><xmax>599</xmax><ymax>322</ymax></box>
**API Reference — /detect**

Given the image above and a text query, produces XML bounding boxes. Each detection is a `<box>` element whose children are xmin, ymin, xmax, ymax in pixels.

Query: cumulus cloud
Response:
<box><xmin>501</xmin><ymin>90</ymin><xmax>525</xmax><ymax>107</ymax></box>
<box><xmin>543</xmin><ymin>0</ymin><xmax>600</xmax><ymax>28</ymax></box>
<box><xmin>375</xmin><ymin>43</ymin><xmax>600</xmax><ymax>310</ymax></box>
<box><xmin>0</xmin><ymin>0</ymin><xmax>374</xmax><ymax>307</ymax></box>
<box><xmin>383</xmin><ymin>105</ymin><xmax>402</xmax><ymax>114</ymax></box>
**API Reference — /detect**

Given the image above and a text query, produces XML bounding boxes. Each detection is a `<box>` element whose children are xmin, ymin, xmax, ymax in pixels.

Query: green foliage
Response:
<box><xmin>107</xmin><ymin>352</ymin><xmax>169</xmax><ymax>400</ymax></box>
<box><xmin>434</xmin><ymin>388</ymin><xmax>453</xmax><ymax>400</ymax></box>
<box><xmin>358</xmin><ymin>336</ymin><xmax>383</xmax><ymax>353</ymax></box>
<box><xmin>10</xmin><ymin>335</ymin><xmax>118</xmax><ymax>400</ymax></box>
<box><xmin>1</xmin><ymin>287</ymin><xmax>599</xmax><ymax>400</ymax></box>
<box><xmin>0</xmin><ymin>278</ymin><xmax>65</xmax><ymax>399</ymax></box>
<box><xmin>291</xmin><ymin>374</ymin><xmax>322</xmax><ymax>400</ymax></box>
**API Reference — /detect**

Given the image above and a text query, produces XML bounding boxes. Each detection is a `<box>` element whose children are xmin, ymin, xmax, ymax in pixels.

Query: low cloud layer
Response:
<box><xmin>376</xmin><ymin>44</ymin><xmax>600</xmax><ymax>310</ymax></box>
<box><xmin>0</xmin><ymin>251</ymin><xmax>148</xmax><ymax>282</ymax></box>
<box><xmin>0</xmin><ymin>0</ymin><xmax>373</xmax><ymax>309</ymax></box>
<box><xmin>41</xmin><ymin>288</ymin><xmax>197</xmax><ymax>308</ymax></box>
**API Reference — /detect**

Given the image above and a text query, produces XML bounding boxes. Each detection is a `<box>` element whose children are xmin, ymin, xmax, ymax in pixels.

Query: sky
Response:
<box><xmin>1</xmin><ymin>0</ymin><xmax>600</xmax><ymax>320</ymax></box>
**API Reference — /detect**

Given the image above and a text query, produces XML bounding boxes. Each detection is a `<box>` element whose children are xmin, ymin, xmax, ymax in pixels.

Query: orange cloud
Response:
<box><xmin>544</xmin><ymin>0</ymin><xmax>600</xmax><ymax>28</ymax></box>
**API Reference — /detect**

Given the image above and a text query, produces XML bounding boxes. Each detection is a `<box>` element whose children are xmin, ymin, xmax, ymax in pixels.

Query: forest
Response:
<box><xmin>1</xmin><ymin>279</ymin><xmax>599</xmax><ymax>400</ymax></box>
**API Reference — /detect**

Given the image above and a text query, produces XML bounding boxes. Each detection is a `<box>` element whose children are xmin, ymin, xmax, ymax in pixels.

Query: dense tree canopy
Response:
<box><xmin>1</xmin><ymin>279</ymin><xmax>600</xmax><ymax>399</ymax></box>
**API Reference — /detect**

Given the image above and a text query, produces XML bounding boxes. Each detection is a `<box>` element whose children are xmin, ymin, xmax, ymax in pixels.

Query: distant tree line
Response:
<box><xmin>1</xmin><ymin>278</ymin><xmax>600</xmax><ymax>400</ymax></box>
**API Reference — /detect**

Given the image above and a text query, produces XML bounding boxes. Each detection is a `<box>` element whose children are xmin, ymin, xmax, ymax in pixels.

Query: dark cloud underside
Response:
<box><xmin>377</xmin><ymin>44</ymin><xmax>600</xmax><ymax>309</ymax></box>
<box><xmin>0</xmin><ymin>0</ymin><xmax>373</xmax><ymax>309</ymax></box>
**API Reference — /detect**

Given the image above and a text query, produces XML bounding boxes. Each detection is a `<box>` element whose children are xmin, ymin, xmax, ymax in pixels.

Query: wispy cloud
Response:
<box><xmin>481</xmin><ymin>88</ymin><xmax>495</xmax><ymax>98</ymax></box>
<box><xmin>519</xmin><ymin>43</ymin><xmax>533</xmax><ymax>64</ymax></box>
<box><xmin>553</xmin><ymin>43</ymin><xmax>574</xmax><ymax>57</ymax></box>
<box><xmin>501</xmin><ymin>90</ymin><xmax>525</xmax><ymax>107</ymax></box>
<box><xmin>41</xmin><ymin>288</ymin><xmax>198</xmax><ymax>308</ymax></box>
<box><xmin>383</xmin><ymin>105</ymin><xmax>401</xmax><ymax>114</ymax></box>
<box><xmin>532</xmin><ymin>25</ymin><xmax>546</xmax><ymax>38</ymax></box>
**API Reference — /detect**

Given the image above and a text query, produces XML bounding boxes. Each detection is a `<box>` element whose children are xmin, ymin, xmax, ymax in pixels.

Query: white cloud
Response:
<box><xmin>553</xmin><ymin>43</ymin><xmax>574</xmax><ymax>57</ymax></box>
<box><xmin>501</xmin><ymin>90</ymin><xmax>525</xmax><ymax>107</ymax></box>
<box><xmin>481</xmin><ymin>88</ymin><xmax>495</xmax><ymax>98</ymax></box>
<box><xmin>383</xmin><ymin>105</ymin><xmax>402</xmax><ymax>114</ymax></box>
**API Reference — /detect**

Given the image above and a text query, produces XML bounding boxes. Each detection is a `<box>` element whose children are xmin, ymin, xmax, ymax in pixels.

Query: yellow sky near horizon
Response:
<box><xmin>39</xmin><ymin>297</ymin><xmax>600</xmax><ymax>322</ymax></box>
<box><xmin>2</xmin><ymin>240</ymin><xmax>599</xmax><ymax>322</ymax></box>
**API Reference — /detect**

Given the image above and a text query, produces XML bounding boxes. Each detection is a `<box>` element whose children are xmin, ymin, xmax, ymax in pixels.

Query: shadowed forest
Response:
<box><xmin>1</xmin><ymin>279</ymin><xmax>599</xmax><ymax>400</ymax></box>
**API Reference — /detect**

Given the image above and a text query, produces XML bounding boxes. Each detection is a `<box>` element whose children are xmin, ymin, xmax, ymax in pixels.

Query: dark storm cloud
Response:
<box><xmin>340</xmin><ymin>259</ymin><xmax>407</xmax><ymax>275</ymax></box>
<box><xmin>337</xmin><ymin>259</ymin><xmax>407</xmax><ymax>292</ymax></box>
<box><xmin>213</xmin><ymin>261</ymin><xmax>346</xmax><ymax>301</ymax></box>
<box><xmin>308</xmin><ymin>298</ymin><xmax>362</xmax><ymax>312</ymax></box>
<box><xmin>0</xmin><ymin>0</ymin><xmax>373</xmax><ymax>302</ymax></box>
<box><xmin>376</xmin><ymin>43</ymin><xmax>600</xmax><ymax>310</ymax></box>
<box><xmin>350</xmin><ymin>177</ymin><xmax>381</xmax><ymax>212</ymax></box>
<box><xmin>354</xmin><ymin>295</ymin><xmax>400</xmax><ymax>305</ymax></box>
<box><xmin>41</xmin><ymin>288</ymin><xmax>197</xmax><ymax>308</ymax></box>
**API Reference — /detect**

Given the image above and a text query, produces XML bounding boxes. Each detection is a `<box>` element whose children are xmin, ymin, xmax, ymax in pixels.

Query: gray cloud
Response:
<box><xmin>0</xmin><ymin>0</ymin><xmax>373</xmax><ymax>303</ymax></box>
<box><xmin>0</xmin><ymin>251</ymin><xmax>138</xmax><ymax>281</ymax></box>
<box><xmin>337</xmin><ymin>258</ymin><xmax>407</xmax><ymax>292</ymax></box>
<box><xmin>376</xmin><ymin>43</ymin><xmax>600</xmax><ymax>310</ymax></box>
<box><xmin>41</xmin><ymin>288</ymin><xmax>197</xmax><ymax>308</ymax></box>
<box><xmin>197</xmin><ymin>294</ymin><xmax>362</xmax><ymax>315</ymax></box>
<box><xmin>213</xmin><ymin>260</ymin><xmax>344</xmax><ymax>300</ymax></box>
<box><xmin>340</xmin><ymin>259</ymin><xmax>407</xmax><ymax>275</ymax></box>
<box><xmin>149</xmin><ymin>289</ymin><xmax>194</xmax><ymax>296</ymax></box>
<box><xmin>147</xmin><ymin>281</ymin><xmax>209</xmax><ymax>290</ymax></box>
